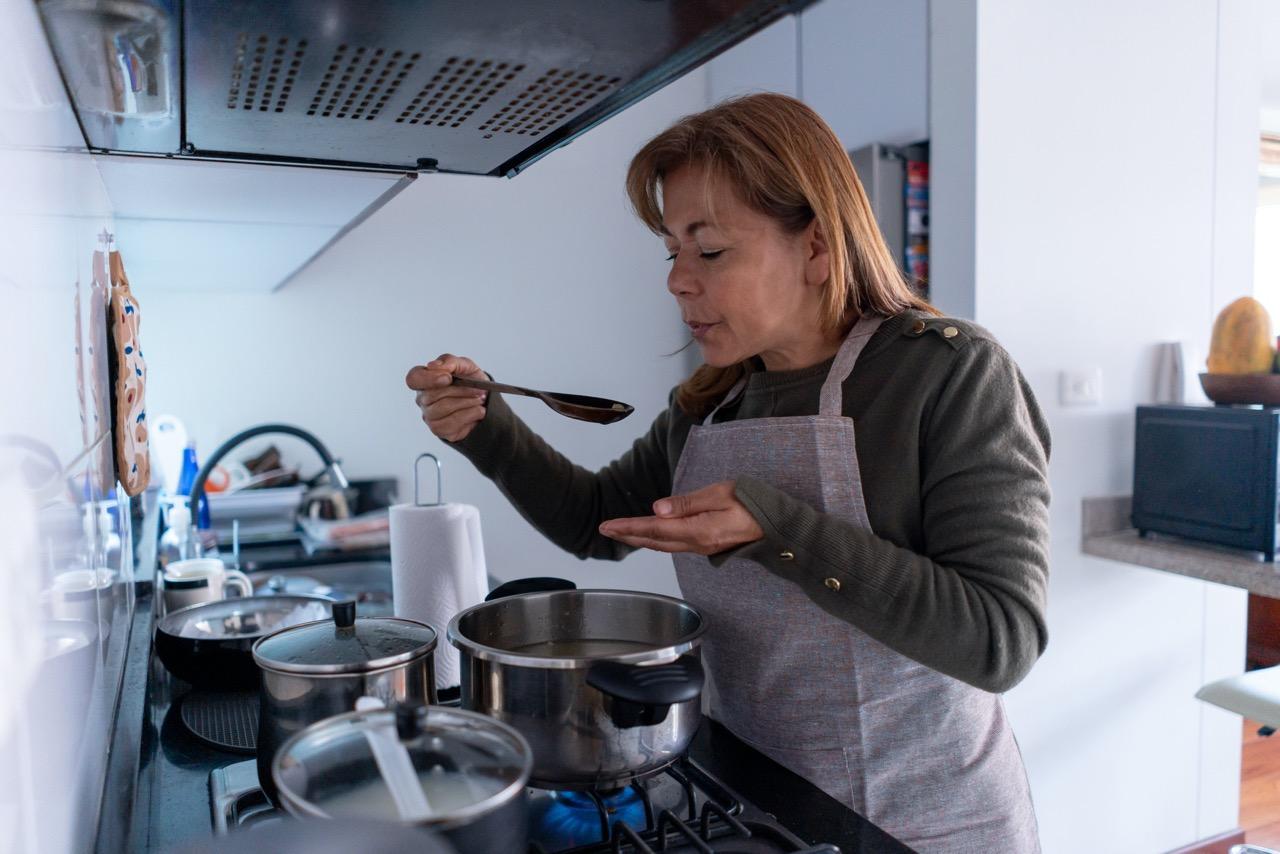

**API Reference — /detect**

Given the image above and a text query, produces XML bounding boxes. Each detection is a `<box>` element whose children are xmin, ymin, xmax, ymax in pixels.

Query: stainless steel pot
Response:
<box><xmin>447</xmin><ymin>581</ymin><xmax>706</xmax><ymax>790</ymax></box>
<box><xmin>252</xmin><ymin>600</ymin><xmax>437</xmax><ymax>804</ymax></box>
<box><xmin>272</xmin><ymin>703</ymin><xmax>532</xmax><ymax>854</ymax></box>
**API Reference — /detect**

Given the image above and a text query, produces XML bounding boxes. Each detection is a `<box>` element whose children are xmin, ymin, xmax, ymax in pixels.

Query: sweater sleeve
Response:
<box><xmin>448</xmin><ymin>388</ymin><xmax>676</xmax><ymax>561</ymax></box>
<box><xmin>715</xmin><ymin>339</ymin><xmax>1051</xmax><ymax>693</ymax></box>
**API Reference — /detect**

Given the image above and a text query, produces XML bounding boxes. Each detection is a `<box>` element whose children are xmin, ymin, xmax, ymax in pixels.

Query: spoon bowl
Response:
<box><xmin>452</xmin><ymin>376</ymin><xmax>634</xmax><ymax>424</ymax></box>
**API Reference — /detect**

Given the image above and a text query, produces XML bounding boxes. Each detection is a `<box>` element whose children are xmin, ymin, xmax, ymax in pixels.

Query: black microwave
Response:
<box><xmin>1132</xmin><ymin>404</ymin><xmax>1280</xmax><ymax>560</ymax></box>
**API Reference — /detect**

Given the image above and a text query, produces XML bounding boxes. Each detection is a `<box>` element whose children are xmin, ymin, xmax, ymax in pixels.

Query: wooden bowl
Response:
<box><xmin>1199</xmin><ymin>372</ymin><xmax>1280</xmax><ymax>405</ymax></box>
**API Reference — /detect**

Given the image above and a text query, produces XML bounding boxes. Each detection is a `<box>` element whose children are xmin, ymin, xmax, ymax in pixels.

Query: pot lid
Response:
<box><xmin>273</xmin><ymin>705</ymin><xmax>532</xmax><ymax>828</ymax></box>
<box><xmin>253</xmin><ymin>601</ymin><xmax>437</xmax><ymax>674</ymax></box>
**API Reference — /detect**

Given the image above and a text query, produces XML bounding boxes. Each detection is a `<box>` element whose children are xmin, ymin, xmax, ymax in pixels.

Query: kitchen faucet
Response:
<box><xmin>187</xmin><ymin>423</ymin><xmax>349</xmax><ymax>526</ymax></box>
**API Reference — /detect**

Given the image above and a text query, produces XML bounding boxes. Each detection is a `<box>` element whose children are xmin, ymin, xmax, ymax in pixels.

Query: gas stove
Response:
<box><xmin>212</xmin><ymin>756</ymin><xmax>841</xmax><ymax>853</ymax></box>
<box><xmin>207</xmin><ymin>715</ymin><xmax>913</xmax><ymax>854</ymax></box>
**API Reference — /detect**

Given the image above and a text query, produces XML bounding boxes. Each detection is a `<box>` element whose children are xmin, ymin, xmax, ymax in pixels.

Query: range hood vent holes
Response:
<box><xmin>227</xmin><ymin>34</ymin><xmax>307</xmax><ymax>113</ymax></box>
<box><xmin>395</xmin><ymin>57</ymin><xmax>524</xmax><ymax>128</ymax></box>
<box><xmin>307</xmin><ymin>44</ymin><xmax>420</xmax><ymax>120</ymax></box>
<box><xmin>478</xmin><ymin>69</ymin><xmax>620</xmax><ymax>139</ymax></box>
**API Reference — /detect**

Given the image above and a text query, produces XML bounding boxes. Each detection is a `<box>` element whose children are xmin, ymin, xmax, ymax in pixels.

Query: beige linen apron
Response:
<box><xmin>671</xmin><ymin>315</ymin><xmax>1040</xmax><ymax>853</ymax></box>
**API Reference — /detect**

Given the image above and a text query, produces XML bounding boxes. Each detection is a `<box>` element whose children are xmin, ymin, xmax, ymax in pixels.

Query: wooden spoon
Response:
<box><xmin>452</xmin><ymin>376</ymin><xmax>634</xmax><ymax>424</ymax></box>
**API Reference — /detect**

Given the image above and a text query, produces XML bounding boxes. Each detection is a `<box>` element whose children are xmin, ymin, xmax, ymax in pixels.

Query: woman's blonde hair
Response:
<box><xmin>625</xmin><ymin>92</ymin><xmax>937</xmax><ymax>418</ymax></box>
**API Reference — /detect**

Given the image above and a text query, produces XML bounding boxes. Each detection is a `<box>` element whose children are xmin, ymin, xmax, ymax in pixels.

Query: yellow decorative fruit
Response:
<box><xmin>1207</xmin><ymin>297</ymin><xmax>1274</xmax><ymax>374</ymax></box>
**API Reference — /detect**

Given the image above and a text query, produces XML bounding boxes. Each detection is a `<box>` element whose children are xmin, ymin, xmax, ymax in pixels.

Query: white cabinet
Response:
<box><xmin>800</xmin><ymin>0</ymin><xmax>928</xmax><ymax>151</ymax></box>
<box><xmin>705</xmin><ymin>0</ymin><xmax>928</xmax><ymax>152</ymax></box>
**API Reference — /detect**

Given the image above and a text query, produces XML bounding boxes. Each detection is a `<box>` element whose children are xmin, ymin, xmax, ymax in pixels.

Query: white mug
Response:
<box><xmin>163</xmin><ymin>559</ymin><xmax>253</xmax><ymax>613</ymax></box>
<box><xmin>46</xmin><ymin>568</ymin><xmax>117</xmax><ymax>628</ymax></box>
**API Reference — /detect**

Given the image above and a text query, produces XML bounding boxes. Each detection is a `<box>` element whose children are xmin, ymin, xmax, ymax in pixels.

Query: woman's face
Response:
<box><xmin>660</xmin><ymin>164</ymin><xmax>832</xmax><ymax>370</ymax></box>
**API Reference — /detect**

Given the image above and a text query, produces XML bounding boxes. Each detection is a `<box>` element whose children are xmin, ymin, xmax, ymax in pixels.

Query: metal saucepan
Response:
<box><xmin>252</xmin><ymin>600</ymin><xmax>438</xmax><ymax>805</ymax></box>
<box><xmin>448</xmin><ymin>578</ymin><xmax>706</xmax><ymax>790</ymax></box>
<box><xmin>155</xmin><ymin>594</ymin><xmax>332</xmax><ymax>688</ymax></box>
<box><xmin>272</xmin><ymin>703</ymin><xmax>532</xmax><ymax>854</ymax></box>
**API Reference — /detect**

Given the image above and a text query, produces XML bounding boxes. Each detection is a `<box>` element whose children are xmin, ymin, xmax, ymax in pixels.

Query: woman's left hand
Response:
<box><xmin>598</xmin><ymin>481</ymin><xmax>764</xmax><ymax>555</ymax></box>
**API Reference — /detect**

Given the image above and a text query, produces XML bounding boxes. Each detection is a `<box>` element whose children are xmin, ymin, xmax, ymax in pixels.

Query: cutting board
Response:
<box><xmin>107</xmin><ymin>250</ymin><xmax>150</xmax><ymax>497</ymax></box>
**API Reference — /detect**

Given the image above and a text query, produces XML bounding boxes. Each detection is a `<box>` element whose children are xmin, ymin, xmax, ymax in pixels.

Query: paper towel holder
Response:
<box><xmin>414</xmin><ymin>453</ymin><xmax>444</xmax><ymax>507</ymax></box>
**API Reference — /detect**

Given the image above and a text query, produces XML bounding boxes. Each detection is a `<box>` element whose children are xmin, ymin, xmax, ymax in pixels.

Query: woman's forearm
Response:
<box><xmin>449</xmin><ymin>391</ymin><xmax>674</xmax><ymax>561</ymax></box>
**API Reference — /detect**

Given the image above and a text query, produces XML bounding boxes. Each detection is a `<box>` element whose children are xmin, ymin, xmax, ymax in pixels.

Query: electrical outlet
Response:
<box><xmin>1059</xmin><ymin>368</ymin><xmax>1102</xmax><ymax>407</ymax></box>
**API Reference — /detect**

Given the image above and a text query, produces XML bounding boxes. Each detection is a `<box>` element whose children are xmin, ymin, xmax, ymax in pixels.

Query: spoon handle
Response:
<box><xmin>451</xmin><ymin>375</ymin><xmax>541</xmax><ymax>399</ymax></box>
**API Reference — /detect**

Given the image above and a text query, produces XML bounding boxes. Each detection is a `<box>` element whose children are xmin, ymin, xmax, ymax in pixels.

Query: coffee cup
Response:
<box><xmin>46</xmin><ymin>568</ymin><xmax>117</xmax><ymax>630</ymax></box>
<box><xmin>162</xmin><ymin>559</ymin><xmax>253</xmax><ymax>613</ymax></box>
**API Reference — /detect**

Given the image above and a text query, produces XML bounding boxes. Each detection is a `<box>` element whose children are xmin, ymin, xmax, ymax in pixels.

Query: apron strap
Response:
<box><xmin>702</xmin><ymin>313</ymin><xmax>887</xmax><ymax>425</ymax></box>
<box><xmin>818</xmin><ymin>314</ymin><xmax>885</xmax><ymax>416</ymax></box>
<box><xmin>703</xmin><ymin>375</ymin><xmax>749</xmax><ymax>426</ymax></box>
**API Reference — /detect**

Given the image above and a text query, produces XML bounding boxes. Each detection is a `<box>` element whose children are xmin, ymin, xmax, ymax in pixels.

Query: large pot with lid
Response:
<box><xmin>253</xmin><ymin>600</ymin><xmax>437</xmax><ymax>804</ymax></box>
<box><xmin>272</xmin><ymin>703</ymin><xmax>532</xmax><ymax>854</ymax></box>
<box><xmin>447</xmin><ymin>579</ymin><xmax>706</xmax><ymax>790</ymax></box>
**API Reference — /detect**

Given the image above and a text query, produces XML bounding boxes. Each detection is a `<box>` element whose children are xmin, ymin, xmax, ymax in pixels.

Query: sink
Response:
<box><xmin>250</xmin><ymin>561</ymin><xmax>393</xmax><ymax>617</ymax></box>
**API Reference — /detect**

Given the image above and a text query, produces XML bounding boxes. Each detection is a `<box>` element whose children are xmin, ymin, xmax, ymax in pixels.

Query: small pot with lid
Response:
<box><xmin>253</xmin><ymin>600</ymin><xmax>437</xmax><ymax>804</ymax></box>
<box><xmin>272</xmin><ymin>703</ymin><xmax>532</xmax><ymax>854</ymax></box>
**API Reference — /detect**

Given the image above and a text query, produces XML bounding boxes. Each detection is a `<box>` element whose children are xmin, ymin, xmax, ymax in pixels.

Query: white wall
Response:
<box><xmin>140</xmin><ymin>70</ymin><xmax>708</xmax><ymax>597</ymax></box>
<box><xmin>945</xmin><ymin>1</ymin><xmax>1261</xmax><ymax>851</ymax></box>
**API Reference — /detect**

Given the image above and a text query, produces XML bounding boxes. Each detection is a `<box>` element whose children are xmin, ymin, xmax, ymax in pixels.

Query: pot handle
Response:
<box><xmin>586</xmin><ymin>654</ymin><xmax>705</xmax><ymax>729</ymax></box>
<box><xmin>484</xmin><ymin>576</ymin><xmax>576</xmax><ymax>601</ymax></box>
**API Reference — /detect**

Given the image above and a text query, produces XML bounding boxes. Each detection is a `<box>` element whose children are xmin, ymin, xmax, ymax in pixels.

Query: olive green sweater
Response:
<box><xmin>452</xmin><ymin>311</ymin><xmax>1051</xmax><ymax>693</ymax></box>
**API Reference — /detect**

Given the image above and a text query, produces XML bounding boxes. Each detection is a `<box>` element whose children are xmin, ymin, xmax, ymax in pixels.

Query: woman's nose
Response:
<box><xmin>667</xmin><ymin>257</ymin><xmax>698</xmax><ymax>297</ymax></box>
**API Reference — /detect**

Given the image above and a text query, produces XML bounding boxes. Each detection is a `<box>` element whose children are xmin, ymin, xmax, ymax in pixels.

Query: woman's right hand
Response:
<box><xmin>404</xmin><ymin>353</ymin><xmax>490</xmax><ymax>443</ymax></box>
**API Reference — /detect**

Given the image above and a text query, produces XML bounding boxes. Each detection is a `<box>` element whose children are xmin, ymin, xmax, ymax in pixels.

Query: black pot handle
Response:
<box><xmin>484</xmin><ymin>576</ymin><xmax>576</xmax><ymax>601</ymax></box>
<box><xmin>586</xmin><ymin>654</ymin><xmax>704</xmax><ymax>729</ymax></box>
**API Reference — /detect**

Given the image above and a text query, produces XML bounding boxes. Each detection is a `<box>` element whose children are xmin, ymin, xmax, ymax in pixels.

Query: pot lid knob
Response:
<box><xmin>332</xmin><ymin>600</ymin><xmax>356</xmax><ymax>628</ymax></box>
<box><xmin>395</xmin><ymin>702</ymin><xmax>426</xmax><ymax>740</ymax></box>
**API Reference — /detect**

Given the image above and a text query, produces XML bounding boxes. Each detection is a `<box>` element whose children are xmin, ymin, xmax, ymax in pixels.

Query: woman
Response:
<box><xmin>406</xmin><ymin>93</ymin><xmax>1049</xmax><ymax>853</ymax></box>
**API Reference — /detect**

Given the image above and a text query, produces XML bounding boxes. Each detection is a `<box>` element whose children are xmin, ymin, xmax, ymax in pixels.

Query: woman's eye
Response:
<box><xmin>665</xmin><ymin>249</ymin><xmax>724</xmax><ymax>261</ymax></box>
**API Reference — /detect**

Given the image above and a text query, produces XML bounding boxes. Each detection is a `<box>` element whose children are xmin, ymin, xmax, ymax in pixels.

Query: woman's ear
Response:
<box><xmin>803</xmin><ymin>219</ymin><xmax>831</xmax><ymax>289</ymax></box>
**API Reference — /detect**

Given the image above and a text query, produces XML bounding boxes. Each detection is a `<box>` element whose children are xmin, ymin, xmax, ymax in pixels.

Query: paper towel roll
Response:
<box><xmin>389</xmin><ymin>502</ymin><xmax>489</xmax><ymax>690</ymax></box>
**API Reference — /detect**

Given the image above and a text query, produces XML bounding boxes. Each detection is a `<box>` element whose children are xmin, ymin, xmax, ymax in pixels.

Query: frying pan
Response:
<box><xmin>155</xmin><ymin>595</ymin><xmax>329</xmax><ymax>688</ymax></box>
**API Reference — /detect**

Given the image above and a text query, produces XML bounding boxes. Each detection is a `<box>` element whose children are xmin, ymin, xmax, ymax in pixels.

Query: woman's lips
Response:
<box><xmin>687</xmin><ymin>321</ymin><xmax>718</xmax><ymax>340</ymax></box>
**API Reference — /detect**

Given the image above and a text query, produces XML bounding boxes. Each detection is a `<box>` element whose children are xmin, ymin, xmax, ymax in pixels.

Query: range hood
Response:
<box><xmin>39</xmin><ymin>0</ymin><xmax>816</xmax><ymax>177</ymax></box>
